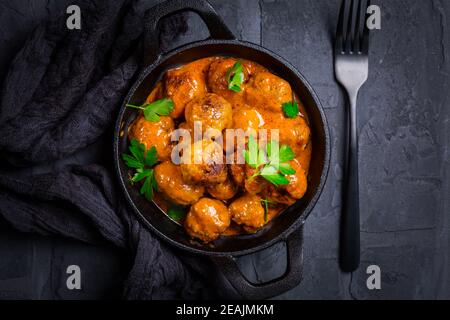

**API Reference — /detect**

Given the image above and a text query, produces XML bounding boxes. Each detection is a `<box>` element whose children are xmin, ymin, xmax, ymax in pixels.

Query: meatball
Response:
<box><xmin>185</xmin><ymin>93</ymin><xmax>233</xmax><ymax>133</ymax></box>
<box><xmin>128</xmin><ymin>115</ymin><xmax>174</xmax><ymax>161</ymax></box>
<box><xmin>260</xmin><ymin>110</ymin><xmax>311</xmax><ymax>155</ymax></box>
<box><xmin>262</xmin><ymin>185</ymin><xmax>296</xmax><ymax>206</ymax></box>
<box><xmin>154</xmin><ymin>161</ymin><xmax>205</xmax><ymax>206</ymax></box>
<box><xmin>164</xmin><ymin>59</ymin><xmax>210</xmax><ymax>119</ymax></box>
<box><xmin>180</xmin><ymin>139</ymin><xmax>227</xmax><ymax>184</ymax></box>
<box><xmin>207</xmin><ymin>177</ymin><xmax>238</xmax><ymax>200</ymax></box>
<box><xmin>207</xmin><ymin>58</ymin><xmax>247</xmax><ymax>100</ymax></box>
<box><xmin>244</xmin><ymin>165</ymin><xmax>270</xmax><ymax>195</ymax></box>
<box><xmin>229</xmin><ymin>163</ymin><xmax>245</xmax><ymax>187</ymax></box>
<box><xmin>245</xmin><ymin>71</ymin><xmax>293</xmax><ymax>113</ymax></box>
<box><xmin>184</xmin><ymin>198</ymin><xmax>231</xmax><ymax>242</ymax></box>
<box><xmin>262</xmin><ymin>159</ymin><xmax>308</xmax><ymax>204</ymax></box>
<box><xmin>232</xmin><ymin>108</ymin><xmax>265</xmax><ymax>132</ymax></box>
<box><xmin>208</xmin><ymin>58</ymin><xmax>266</xmax><ymax>101</ymax></box>
<box><xmin>229</xmin><ymin>194</ymin><xmax>266</xmax><ymax>232</ymax></box>
<box><xmin>228</xmin><ymin>151</ymin><xmax>246</xmax><ymax>187</ymax></box>
<box><xmin>284</xmin><ymin>159</ymin><xmax>308</xmax><ymax>200</ymax></box>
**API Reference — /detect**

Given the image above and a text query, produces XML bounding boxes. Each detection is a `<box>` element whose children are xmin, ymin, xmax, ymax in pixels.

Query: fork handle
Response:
<box><xmin>340</xmin><ymin>91</ymin><xmax>360</xmax><ymax>272</ymax></box>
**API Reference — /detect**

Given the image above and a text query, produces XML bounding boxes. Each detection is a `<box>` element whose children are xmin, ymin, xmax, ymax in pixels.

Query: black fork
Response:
<box><xmin>334</xmin><ymin>0</ymin><xmax>370</xmax><ymax>272</ymax></box>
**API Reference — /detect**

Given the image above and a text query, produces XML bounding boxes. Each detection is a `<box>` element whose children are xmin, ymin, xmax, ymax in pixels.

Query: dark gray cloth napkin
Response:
<box><xmin>0</xmin><ymin>0</ymin><xmax>217</xmax><ymax>300</ymax></box>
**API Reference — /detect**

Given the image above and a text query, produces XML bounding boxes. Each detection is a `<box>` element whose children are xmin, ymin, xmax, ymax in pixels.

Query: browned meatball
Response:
<box><xmin>245</xmin><ymin>71</ymin><xmax>293</xmax><ymax>113</ymax></box>
<box><xmin>284</xmin><ymin>159</ymin><xmax>308</xmax><ymax>200</ymax></box>
<box><xmin>262</xmin><ymin>159</ymin><xmax>308</xmax><ymax>204</ymax></box>
<box><xmin>232</xmin><ymin>108</ymin><xmax>265</xmax><ymax>132</ymax></box>
<box><xmin>164</xmin><ymin>58</ymin><xmax>211</xmax><ymax>119</ymax></box>
<box><xmin>259</xmin><ymin>109</ymin><xmax>311</xmax><ymax>155</ymax></box>
<box><xmin>262</xmin><ymin>185</ymin><xmax>296</xmax><ymax>206</ymax></box>
<box><xmin>207</xmin><ymin>58</ymin><xmax>247</xmax><ymax>100</ymax></box>
<box><xmin>228</xmin><ymin>151</ymin><xmax>246</xmax><ymax>187</ymax></box>
<box><xmin>154</xmin><ymin>161</ymin><xmax>205</xmax><ymax>206</ymax></box>
<box><xmin>229</xmin><ymin>163</ymin><xmax>245</xmax><ymax>187</ymax></box>
<box><xmin>207</xmin><ymin>177</ymin><xmax>238</xmax><ymax>200</ymax></box>
<box><xmin>185</xmin><ymin>93</ymin><xmax>233</xmax><ymax>133</ymax></box>
<box><xmin>207</xmin><ymin>58</ymin><xmax>266</xmax><ymax>102</ymax></box>
<box><xmin>184</xmin><ymin>198</ymin><xmax>231</xmax><ymax>242</ymax></box>
<box><xmin>229</xmin><ymin>194</ymin><xmax>266</xmax><ymax>232</ymax></box>
<box><xmin>244</xmin><ymin>165</ymin><xmax>270</xmax><ymax>195</ymax></box>
<box><xmin>180</xmin><ymin>140</ymin><xmax>227</xmax><ymax>184</ymax></box>
<box><xmin>128</xmin><ymin>115</ymin><xmax>174</xmax><ymax>161</ymax></box>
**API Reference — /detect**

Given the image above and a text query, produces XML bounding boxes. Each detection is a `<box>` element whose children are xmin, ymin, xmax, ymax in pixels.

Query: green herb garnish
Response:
<box><xmin>126</xmin><ymin>98</ymin><xmax>174</xmax><ymax>122</ymax></box>
<box><xmin>226</xmin><ymin>60</ymin><xmax>244</xmax><ymax>93</ymax></box>
<box><xmin>122</xmin><ymin>139</ymin><xmax>158</xmax><ymax>201</ymax></box>
<box><xmin>167</xmin><ymin>205</ymin><xmax>187</xmax><ymax>221</ymax></box>
<box><xmin>243</xmin><ymin>136</ymin><xmax>296</xmax><ymax>187</ymax></box>
<box><xmin>260</xmin><ymin>198</ymin><xmax>270</xmax><ymax>222</ymax></box>
<box><xmin>282</xmin><ymin>101</ymin><xmax>299</xmax><ymax>118</ymax></box>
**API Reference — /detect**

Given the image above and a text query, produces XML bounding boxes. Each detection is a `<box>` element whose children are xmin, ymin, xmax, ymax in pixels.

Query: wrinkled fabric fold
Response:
<box><xmin>0</xmin><ymin>0</ymin><xmax>214</xmax><ymax>300</ymax></box>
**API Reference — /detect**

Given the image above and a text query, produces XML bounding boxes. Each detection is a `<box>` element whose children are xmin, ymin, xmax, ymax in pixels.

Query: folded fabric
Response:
<box><xmin>0</xmin><ymin>0</ymin><xmax>216</xmax><ymax>300</ymax></box>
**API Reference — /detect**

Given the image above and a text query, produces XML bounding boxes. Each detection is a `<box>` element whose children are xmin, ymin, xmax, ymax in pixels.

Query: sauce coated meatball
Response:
<box><xmin>229</xmin><ymin>163</ymin><xmax>245</xmax><ymax>187</ymax></box>
<box><xmin>164</xmin><ymin>58</ymin><xmax>211</xmax><ymax>119</ymax></box>
<box><xmin>260</xmin><ymin>110</ymin><xmax>311</xmax><ymax>155</ymax></box>
<box><xmin>207</xmin><ymin>58</ymin><xmax>247</xmax><ymax>101</ymax></box>
<box><xmin>229</xmin><ymin>194</ymin><xmax>266</xmax><ymax>232</ymax></box>
<box><xmin>232</xmin><ymin>108</ymin><xmax>265</xmax><ymax>132</ymax></box>
<box><xmin>283</xmin><ymin>159</ymin><xmax>308</xmax><ymax>200</ymax></box>
<box><xmin>154</xmin><ymin>161</ymin><xmax>205</xmax><ymax>206</ymax></box>
<box><xmin>128</xmin><ymin>115</ymin><xmax>174</xmax><ymax>161</ymax></box>
<box><xmin>207</xmin><ymin>177</ymin><xmax>238</xmax><ymax>200</ymax></box>
<box><xmin>180</xmin><ymin>139</ymin><xmax>227</xmax><ymax>184</ymax></box>
<box><xmin>245</xmin><ymin>71</ymin><xmax>293</xmax><ymax>113</ymax></box>
<box><xmin>228</xmin><ymin>151</ymin><xmax>246</xmax><ymax>187</ymax></box>
<box><xmin>185</xmin><ymin>198</ymin><xmax>231</xmax><ymax>242</ymax></box>
<box><xmin>207</xmin><ymin>58</ymin><xmax>266</xmax><ymax>102</ymax></box>
<box><xmin>185</xmin><ymin>93</ymin><xmax>233</xmax><ymax>133</ymax></box>
<box><xmin>244</xmin><ymin>165</ymin><xmax>270</xmax><ymax>195</ymax></box>
<box><xmin>262</xmin><ymin>159</ymin><xmax>308</xmax><ymax>205</ymax></box>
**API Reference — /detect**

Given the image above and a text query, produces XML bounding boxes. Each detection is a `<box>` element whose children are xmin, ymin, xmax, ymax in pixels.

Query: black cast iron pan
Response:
<box><xmin>114</xmin><ymin>0</ymin><xmax>330</xmax><ymax>299</ymax></box>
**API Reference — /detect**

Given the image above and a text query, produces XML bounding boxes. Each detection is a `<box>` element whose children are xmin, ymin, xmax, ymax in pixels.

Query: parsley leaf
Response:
<box><xmin>132</xmin><ymin>170</ymin><xmax>152</xmax><ymax>183</ymax></box>
<box><xmin>226</xmin><ymin>60</ymin><xmax>244</xmax><ymax>93</ymax></box>
<box><xmin>260</xmin><ymin>166</ymin><xmax>290</xmax><ymax>186</ymax></box>
<box><xmin>145</xmin><ymin>146</ymin><xmax>158</xmax><ymax>167</ymax></box>
<box><xmin>243</xmin><ymin>136</ymin><xmax>296</xmax><ymax>187</ymax></box>
<box><xmin>122</xmin><ymin>154</ymin><xmax>143</xmax><ymax>169</ymax></box>
<box><xmin>279</xmin><ymin>162</ymin><xmax>296</xmax><ymax>175</ymax></box>
<box><xmin>261</xmin><ymin>198</ymin><xmax>270</xmax><ymax>222</ymax></box>
<box><xmin>126</xmin><ymin>98</ymin><xmax>174</xmax><ymax>122</ymax></box>
<box><xmin>278</xmin><ymin>144</ymin><xmax>295</xmax><ymax>163</ymax></box>
<box><xmin>242</xmin><ymin>135</ymin><xmax>260</xmax><ymax>168</ymax></box>
<box><xmin>122</xmin><ymin>139</ymin><xmax>159</xmax><ymax>201</ymax></box>
<box><xmin>282</xmin><ymin>101</ymin><xmax>299</xmax><ymax>118</ymax></box>
<box><xmin>167</xmin><ymin>205</ymin><xmax>187</xmax><ymax>221</ymax></box>
<box><xmin>140</xmin><ymin>171</ymin><xmax>155</xmax><ymax>201</ymax></box>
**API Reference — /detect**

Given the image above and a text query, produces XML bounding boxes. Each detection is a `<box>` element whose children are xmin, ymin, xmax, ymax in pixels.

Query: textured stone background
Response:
<box><xmin>0</xmin><ymin>0</ymin><xmax>449</xmax><ymax>299</ymax></box>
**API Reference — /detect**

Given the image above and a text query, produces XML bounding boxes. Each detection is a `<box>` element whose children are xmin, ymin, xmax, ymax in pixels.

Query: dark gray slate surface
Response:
<box><xmin>0</xmin><ymin>0</ymin><xmax>449</xmax><ymax>299</ymax></box>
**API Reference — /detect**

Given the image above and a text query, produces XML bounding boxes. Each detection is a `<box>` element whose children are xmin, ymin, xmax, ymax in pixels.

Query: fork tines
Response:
<box><xmin>335</xmin><ymin>0</ymin><xmax>370</xmax><ymax>55</ymax></box>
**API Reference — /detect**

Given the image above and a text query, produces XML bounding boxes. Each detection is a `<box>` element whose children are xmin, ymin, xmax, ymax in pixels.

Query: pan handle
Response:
<box><xmin>143</xmin><ymin>0</ymin><xmax>236</xmax><ymax>66</ymax></box>
<box><xmin>212</xmin><ymin>227</ymin><xmax>304</xmax><ymax>300</ymax></box>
